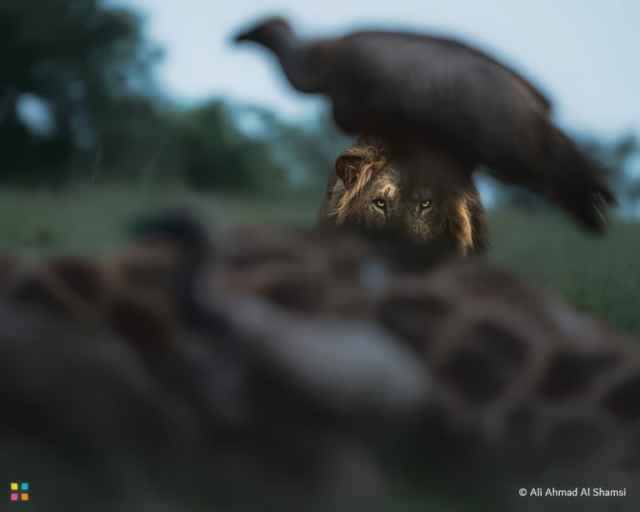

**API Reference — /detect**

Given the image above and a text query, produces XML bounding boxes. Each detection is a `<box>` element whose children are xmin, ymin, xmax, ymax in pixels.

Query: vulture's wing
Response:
<box><xmin>320</xmin><ymin>31</ymin><xmax>550</xmax><ymax>140</ymax></box>
<box><xmin>429</xmin><ymin>34</ymin><xmax>552</xmax><ymax>114</ymax></box>
<box><xmin>343</xmin><ymin>31</ymin><xmax>552</xmax><ymax>115</ymax></box>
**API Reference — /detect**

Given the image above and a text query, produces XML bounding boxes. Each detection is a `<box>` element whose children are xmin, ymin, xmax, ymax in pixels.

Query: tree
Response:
<box><xmin>581</xmin><ymin>133</ymin><xmax>639</xmax><ymax>213</ymax></box>
<box><xmin>233</xmin><ymin>105</ymin><xmax>351</xmax><ymax>188</ymax></box>
<box><xmin>0</xmin><ymin>0</ymin><xmax>162</xmax><ymax>182</ymax></box>
<box><xmin>177</xmin><ymin>100</ymin><xmax>286</xmax><ymax>192</ymax></box>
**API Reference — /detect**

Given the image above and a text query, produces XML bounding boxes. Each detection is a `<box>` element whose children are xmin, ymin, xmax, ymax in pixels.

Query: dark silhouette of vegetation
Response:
<box><xmin>582</xmin><ymin>133</ymin><xmax>640</xmax><ymax>213</ymax></box>
<box><xmin>0</xmin><ymin>0</ymin><xmax>162</xmax><ymax>182</ymax></box>
<box><xmin>175</xmin><ymin>100</ymin><xmax>286</xmax><ymax>191</ymax></box>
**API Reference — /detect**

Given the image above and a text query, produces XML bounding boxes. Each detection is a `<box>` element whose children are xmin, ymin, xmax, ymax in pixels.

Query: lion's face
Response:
<box><xmin>324</xmin><ymin>141</ymin><xmax>486</xmax><ymax>254</ymax></box>
<box><xmin>343</xmin><ymin>165</ymin><xmax>449</xmax><ymax>242</ymax></box>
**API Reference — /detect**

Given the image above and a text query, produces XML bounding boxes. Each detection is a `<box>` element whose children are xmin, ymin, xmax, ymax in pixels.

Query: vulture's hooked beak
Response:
<box><xmin>232</xmin><ymin>28</ymin><xmax>255</xmax><ymax>44</ymax></box>
<box><xmin>231</xmin><ymin>16</ymin><xmax>291</xmax><ymax>46</ymax></box>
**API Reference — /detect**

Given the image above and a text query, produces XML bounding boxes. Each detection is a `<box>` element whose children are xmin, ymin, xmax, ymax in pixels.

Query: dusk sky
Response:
<box><xmin>125</xmin><ymin>0</ymin><xmax>639</xmax><ymax>139</ymax></box>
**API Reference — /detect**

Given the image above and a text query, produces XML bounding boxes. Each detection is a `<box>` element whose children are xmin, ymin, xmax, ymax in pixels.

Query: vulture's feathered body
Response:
<box><xmin>234</xmin><ymin>18</ymin><xmax>615</xmax><ymax>232</ymax></box>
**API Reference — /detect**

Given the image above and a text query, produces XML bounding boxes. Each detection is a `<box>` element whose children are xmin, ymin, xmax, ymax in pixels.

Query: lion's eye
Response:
<box><xmin>373</xmin><ymin>198</ymin><xmax>387</xmax><ymax>210</ymax></box>
<box><xmin>420</xmin><ymin>200</ymin><xmax>432</xmax><ymax>210</ymax></box>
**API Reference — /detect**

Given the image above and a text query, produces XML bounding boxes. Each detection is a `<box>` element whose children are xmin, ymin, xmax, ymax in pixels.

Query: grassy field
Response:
<box><xmin>2</xmin><ymin>182</ymin><xmax>639</xmax><ymax>335</ymax></box>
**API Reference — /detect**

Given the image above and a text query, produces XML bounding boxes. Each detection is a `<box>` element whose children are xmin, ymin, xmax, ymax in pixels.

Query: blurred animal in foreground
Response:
<box><xmin>234</xmin><ymin>17</ymin><xmax>615</xmax><ymax>233</ymax></box>
<box><xmin>1</xmin><ymin>212</ymin><xmax>639</xmax><ymax>511</ymax></box>
<box><xmin>318</xmin><ymin>136</ymin><xmax>487</xmax><ymax>255</ymax></box>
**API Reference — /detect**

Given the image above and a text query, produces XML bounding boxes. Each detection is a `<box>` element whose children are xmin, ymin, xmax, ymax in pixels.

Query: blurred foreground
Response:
<box><xmin>1</xmin><ymin>210</ymin><xmax>639</xmax><ymax>511</ymax></box>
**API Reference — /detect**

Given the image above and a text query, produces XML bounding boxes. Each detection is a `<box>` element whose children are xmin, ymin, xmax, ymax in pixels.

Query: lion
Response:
<box><xmin>318</xmin><ymin>137</ymin><xmax>487</xmax><ymax>255</ymax></box>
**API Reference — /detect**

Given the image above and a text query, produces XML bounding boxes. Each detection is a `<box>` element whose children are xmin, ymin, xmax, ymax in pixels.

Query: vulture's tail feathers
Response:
<box><xmin>543</xmin><ymin>130</ymin><xmax>616</xmax><ymax>233</ymax></box>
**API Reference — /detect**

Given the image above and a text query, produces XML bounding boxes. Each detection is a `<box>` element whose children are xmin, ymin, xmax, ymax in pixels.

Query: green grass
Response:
<box><xmin>1</xmin><ymin>182</ymin><xmax>639</xmax><ymax>334</ymax></box>
<box><xmin>489</xmin><ymin>209</ymin><xmax>640</xmax><ymax>334</ymax></box>
<box><xmin>0</xmin><ymin>182</ymin><xmax>320</xmax><ymax>255</ymax></box>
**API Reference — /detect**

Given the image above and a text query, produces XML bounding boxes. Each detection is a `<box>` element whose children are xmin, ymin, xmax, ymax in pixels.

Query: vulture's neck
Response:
<box><xmin>267</xmin><ymin>30</ymin><xmax>322</xmax><ymax>93</ymax></box>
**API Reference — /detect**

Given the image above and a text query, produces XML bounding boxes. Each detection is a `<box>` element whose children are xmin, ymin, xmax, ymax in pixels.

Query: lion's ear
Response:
<box><xmin>335</xmin><ymin>154</ymin><xmax>364</xmax><ymax>189</ymax></box>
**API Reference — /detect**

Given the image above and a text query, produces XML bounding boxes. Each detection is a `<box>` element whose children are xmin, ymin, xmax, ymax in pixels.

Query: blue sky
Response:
<box><xmin>126</xmin><ymin>0</ymin><xmax>639</xmax><ymax>138</ymax></box>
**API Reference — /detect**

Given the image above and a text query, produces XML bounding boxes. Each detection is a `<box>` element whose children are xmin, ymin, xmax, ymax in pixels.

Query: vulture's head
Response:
<box><xmin>329</xmin><ymin>140</ymin><xmax>486</xmax><ymax>254</ymax></box>
<box><xmin>233</xmin><ymin>16</ymin><xmax>293</xmax><ymax>48</ymax></box>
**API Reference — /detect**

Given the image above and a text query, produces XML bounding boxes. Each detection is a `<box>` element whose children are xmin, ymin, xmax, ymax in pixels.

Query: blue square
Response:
<box><xmin>20</xmin><ymin>482</ymin><xmax>29</xmax><ymax>491</ymax></box>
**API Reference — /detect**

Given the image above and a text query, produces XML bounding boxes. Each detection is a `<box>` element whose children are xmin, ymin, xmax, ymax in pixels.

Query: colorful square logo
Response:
<box><xmin>9</xmin><ymin>482</ymin><xmax>30</xmax><ymax>502</ymax></box>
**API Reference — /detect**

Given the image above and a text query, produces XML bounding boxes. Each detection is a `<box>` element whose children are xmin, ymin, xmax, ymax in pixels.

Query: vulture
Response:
<box><xmin>233</xmin><ymin>17</ymin><xmax>615</xmax><ymax>232</ymax></box>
